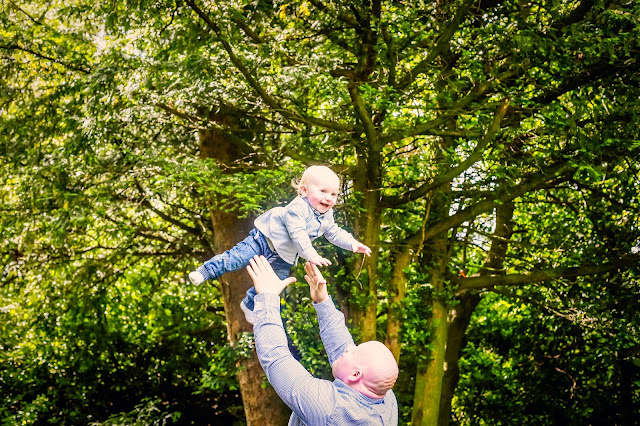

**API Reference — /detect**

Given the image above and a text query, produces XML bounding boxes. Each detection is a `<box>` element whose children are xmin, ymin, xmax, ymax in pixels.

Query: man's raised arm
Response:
<box><xmin>248</xmin><ymin>256</ymin><xmax>336</xmax><ymax>424</ymax></box>
<box><xmin>303</xmin><ymin>263</ymin><xmax>354</xmax><ymax>365</ymax></box>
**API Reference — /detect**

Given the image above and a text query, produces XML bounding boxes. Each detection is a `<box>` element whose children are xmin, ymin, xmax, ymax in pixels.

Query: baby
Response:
<box><xmin>189</xmin><ymin>165</ymin><xmax>371</xmax><ymax>323</ymax></box>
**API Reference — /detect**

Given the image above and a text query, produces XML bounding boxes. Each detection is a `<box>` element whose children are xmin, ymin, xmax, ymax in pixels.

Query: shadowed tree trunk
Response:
<box><xmin>385</xmin><ymin>244</ymin><xmax>414</xmax><ymax>361</ymax></box>
<box><xmin>411</xmin><ymin>232</ymin><xmax>450</xmax><ymax>426</ymax></box>
<box><xmin>212</xmin><ymin>210</ymin><xmax>290</xmax><ymax>425</ymax></box>
<box><xmin>438</xmin><ymin>200</ymin><xmax>515</xmax><ymax>425</ymax></box>
<box><xmin>199</xmin><ymin>118</ymin><xmax>290</xmax><ymax>425</ymax></box>
<box><xmin>348</xmin><ymin>131</ymin><xmax>384</xmax><ymax>340</ymax></box>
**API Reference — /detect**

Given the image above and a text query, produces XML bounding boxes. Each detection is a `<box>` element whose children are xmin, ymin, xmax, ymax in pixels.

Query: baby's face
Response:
<box><xmin>302</xmin><ymin>175</ymin><xmax>340</xmax><ymax>214</ymax></box>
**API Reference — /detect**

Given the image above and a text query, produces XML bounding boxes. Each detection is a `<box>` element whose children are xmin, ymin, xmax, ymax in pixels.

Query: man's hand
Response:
<box><xmin>304</xmin><ymin>262</ymin><xmax>329</xmax><ymax>304</ymax></box>
<box><xmin>309</xmin><ymin>255</ymin><xmax>332</xmax><ymax>266</ymax></box>
<box><xmin>352</xmin><ymin>241</ymin><xmax>372</xmax><ymax>256</ymax></box>
<box><xmin>246</xmin><ymin>255</ymin><xmax>297</xmax><ymax>295</ymax></box>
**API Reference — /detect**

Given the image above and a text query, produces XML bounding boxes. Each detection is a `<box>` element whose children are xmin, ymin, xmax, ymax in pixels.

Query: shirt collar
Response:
<box><xmin>301</xmin><ymin>196</ymin><xmax>326</xmax><ymax>217</ymax></box>
<box><xmin>333</xmin><ymin>379</ymin><xmax>387</xmax><ymax>404</ymax></box>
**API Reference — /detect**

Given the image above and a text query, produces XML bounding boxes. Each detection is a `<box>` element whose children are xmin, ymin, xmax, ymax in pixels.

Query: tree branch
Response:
<box><xmin>156</xmin><ymin>102</ymin><xmax>296</xmax><ymax>135</ymax></box>
<box><xmin>129</xmin><ymin>180</ymin><xmax>202</xmax><ymax>237</ymax></box>
<box><xmin>421</xmin><ymin>162</ymin><xmax>572</xmax><ymax>241</ymax></box>
<box><xmin>281</xmin><ymin>146</ymin><xmax>348</xmax><ymax>172</ymax></box>
<box><xmin>530</xmin><ymin>57</ymin><xmax>624</xmax><ymax>107</ymax></box>
<box><xmin>382</xmin><ymin>99</ymin><xmax>510</xmax><ymax>207</ymax></box>
<box><xmin>231</xmin><ymin>15</ymin><xmax>265</xmax><ymax>44</ymax></box>
<box><xmin>155</xmin><ymin>103</ymin><xmax>202</xmax><ymax>125</ymax></box>
<box><xmin>8</xmin><ymin>0</ymin><xmax>43</xmax><ymax>25</ymax></box>
<box><xmin>382</xmin><ymin>68</ymin><xmax>516</xmax><ymax>144</ymax></box>
<box><xmin>554</xmin><ymin>0</ymin><xmax>597</xmax><ymax>29</ymax></box>
<box><xmin>184</xmin><ymin>0</ymin><xmax>355</xmax><ymax>134</ymax></box>
<box><xmin>0</xmin><ymin>43</ymin><xmax>91</xmax><ymax>74</ymax></box>
<box><xmin>307</xmin><ymin>0</ymin><xmax>360</xmax><ymax>28</ymax></box>
<box><xmin>395</xmin><ymin>0</ymin><xmax>475</xmax><ymax>91</ymax></box>
<box><xmin>347</xmin><ymin>81</ymin><xmax>379</xmax><ymax>148</ymax></box>
<box><xmin>454</xmin><ymin>254</ymin><xmax>640</xmax><ymax>290</ymax></box>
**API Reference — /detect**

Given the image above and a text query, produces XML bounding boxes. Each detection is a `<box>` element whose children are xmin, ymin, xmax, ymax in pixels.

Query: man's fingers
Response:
<box><xmin>246</xmin><ymin>264</ymin><xmax>257</xmax><ymax>282</ymax></box>
<box><xmin>253</xmin><ymin>255</ymin><xmax>265</xmax><ymax>273</ymax></box>
<box><xmin>258</xmin><ymin>255</ymin><xmax>270</xmax><ymax>271</ymax></box>
<box><xmin>310</xmin><ymin>262</ymin><xmax>321</xmax><ymax>276</ymax></box>
<box><xmin>306</xmin><ymin>262</ymin><xmax>328</xmax><ymax>286</ymax></box>
<box><xmin>304</xmin><ymin>262</ymin><xmax>316</xmax><ymax>278</ymax></box>
<box><xmin>306</xmin><ymin>262</ymin><xmax>313</xmax><ymax>275</ymax></box>
<box><xmin>251</xmin><ymin>255</ymin><xmax>268</xmax><ymax>276</ymax></box>
<box><xmin>248</xmin><ymin>257</ymin><xmax>256</xmax><ymax>271</ymax></box>
<box><xmin>305</xmin><ymin>262</ymin><xmax>315</xmax><ymax>277</ymax></box>
<box><xmin>249</xmin><ymin>256</ymin><xmax>258</xmax><ymax>268</ymax></box>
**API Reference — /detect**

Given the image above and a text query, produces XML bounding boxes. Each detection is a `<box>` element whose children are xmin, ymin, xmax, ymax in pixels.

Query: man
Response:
<box><xmin>246</xmin><ymin>255</ymin><xmax>399</xmax><ymax>425</ymax></box>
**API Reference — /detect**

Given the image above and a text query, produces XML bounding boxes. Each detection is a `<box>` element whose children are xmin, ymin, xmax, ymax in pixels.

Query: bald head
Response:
<box><xmin>332</xmin><ymin>340</ymin><xmax>399</xmax><ymax>398</ymax></box>
<box><xmin>358</xmin><ymin>341</ymin><xmax>399</xmax><ymax>396</ymax></box>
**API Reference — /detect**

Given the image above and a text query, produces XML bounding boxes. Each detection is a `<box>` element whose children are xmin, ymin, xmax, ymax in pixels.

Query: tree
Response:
<box><xmin>2</xmin><ymin>0</ymin><xmax>639</xmax><ymax>425</ymax></box>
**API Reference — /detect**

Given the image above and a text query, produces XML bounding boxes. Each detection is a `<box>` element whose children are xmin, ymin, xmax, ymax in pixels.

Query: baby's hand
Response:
<box><xmin>352</xmin><ymin>242</ymin><xmax>372</xmax><ymax>256</ymax></box>
<box><xmin>309</xmin><ymin>256</ymin><xmax>332</xmax><ymax>266</ymax></box>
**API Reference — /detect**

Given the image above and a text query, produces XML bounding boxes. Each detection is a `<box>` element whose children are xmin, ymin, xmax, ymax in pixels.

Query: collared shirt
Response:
<box><xmin>254</xmin><ymin>293</ymin><xmax>398</xmax><ymax>426</ymax></box>
<box><xmin>254</xmin><ymin>196</ymin><xmax>356</xmax><ymax>265</ymax></box>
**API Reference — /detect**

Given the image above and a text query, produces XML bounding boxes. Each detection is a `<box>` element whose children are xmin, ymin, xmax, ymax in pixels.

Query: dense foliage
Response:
<box><xmin>2</xmin><ymin>0</ymin><xmax>639</xmax><ymax>425</ymax></box>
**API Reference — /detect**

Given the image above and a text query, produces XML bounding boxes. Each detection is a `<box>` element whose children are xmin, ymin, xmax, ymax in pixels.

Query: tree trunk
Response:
<box><xmin>349</xmin><ymin>149</ymin><xmax>383</xmax><ymax>341</ymax></box>
<box><xmin>385</xmin><ymin>245</ymin><xmax>413</xmax><ymax>361</ymax></box>
<box><xmin>212</xmin><ymin>210</ymin><xmax>291</xmax><ymax>426</ymax></box>
<box><xmin>411</xmin><ymin>235</ymin><xmax>449</xmax><ymax>426</ymax></box>
<box><xmin>438</xmin><ymin>201</ymin><xmax>515</xmax><ymax>425</ymax></box>
<box><xmin>412</xmin><ymin>286</ymin><xmax>448</xmax><ymax>426</ymax></box>
<box><xmin>199</xmin><ymin>120</ymin><xmax>290</xmax><ymax>425</ymax></box>
<box><xmin>437</xmin><ymin>292</ymin><xmax>480</xmax><ymax>426</ymax></box>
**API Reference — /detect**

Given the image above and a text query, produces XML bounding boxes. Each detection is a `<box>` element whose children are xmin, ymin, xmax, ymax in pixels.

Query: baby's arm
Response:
<box><xmin>351</xmin><ymin>241</ymin><xmax>372</xmax><ymax>256</ymax></box>
<box><xmin>324</xmin><ymin>222</ymin><xmax>371</xmax><ymax>256</ymax></box>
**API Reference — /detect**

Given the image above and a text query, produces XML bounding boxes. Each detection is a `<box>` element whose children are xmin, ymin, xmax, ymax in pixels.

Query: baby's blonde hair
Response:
<box><xmin>291</xmin><ymin>165</ymin><xmax>340</xmax><ymax>195</ymax></box>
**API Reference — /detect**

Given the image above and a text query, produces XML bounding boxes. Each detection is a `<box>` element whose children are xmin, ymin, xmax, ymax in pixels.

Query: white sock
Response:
<box><xmin>189</xmin><ymin>271</ymin><xmax>204</xmax><ymax>285</ymax></box>
<box><xmin>240</xmin><ymin>300</ymin><xmax>255</xmax><ymax>325</ymax></box>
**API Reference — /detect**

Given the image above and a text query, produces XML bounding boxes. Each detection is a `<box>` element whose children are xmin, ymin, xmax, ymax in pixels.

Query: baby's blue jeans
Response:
<box><xmin>196</xmin><ymin>228</ymin><xmax>294</xmax><ymax>311</ymax></box>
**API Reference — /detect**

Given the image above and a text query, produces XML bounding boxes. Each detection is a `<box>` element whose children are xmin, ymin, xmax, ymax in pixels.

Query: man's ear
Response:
<box><xmin>346</xmin><ymin>369</ymin><xmax>362</xmax><ymax>384</ymax></box>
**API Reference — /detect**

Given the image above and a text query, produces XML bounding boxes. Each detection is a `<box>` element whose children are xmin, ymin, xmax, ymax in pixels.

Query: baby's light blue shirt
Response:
<box><xmin>254</xmin><ymin>196</ymin><xmax>356</xmax><ymax>264</ymax></box>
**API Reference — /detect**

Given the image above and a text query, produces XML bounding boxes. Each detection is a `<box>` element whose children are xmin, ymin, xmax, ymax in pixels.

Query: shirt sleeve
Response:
<box><xmin>322</xmin><ymin>221</ymin><xmax>357</xmax><ymax>252</ymax></box>
<box><xmin>253</xmin><ymin>293</ymin><xmax>336</xmax><ymax>424</ymax></box>
<box><xmin>313</xmin><ymin>297</ymin><xmax>355</xmax><ymax>365</ymax></box>
<box><xmin>282</xmin><ymin>203</ymin><xmax>321</xmax><ymax>261</ymax></box>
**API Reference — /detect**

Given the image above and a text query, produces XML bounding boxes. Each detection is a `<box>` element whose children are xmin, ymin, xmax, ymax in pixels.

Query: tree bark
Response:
<box><xmin>349</xmin><ymin>148</ymin><xmax>383</xmax><ymax>341</ymax></box>
<box><xmin>455</xmin><ymin>255</ymin><xmax>640</xmax><ymax>289</ymax></box>
<box><xmin>438</xmin><ymin>200</ymin><xmax>515</xmax><ymax>425</ymax></box>
<box><xmin>212</xmin><ymin>210</ymin><xmax>290</xmax><ymax>426</ymax></box>
<box><xmin>199</xmin><ymin>122</ymin><xmax>290</xmax><ymax>425</ymax></box>
<box><xmin>413</xmin><ymin>297</ymin><xmax>448</xmax><ymax>426</ymax></box>
<box><xmin>385</xmin><ymin>245</ymin><xmax>414</xmax><ymax>361</ymax></box>
<box><xmin>437</xmin><ymin>292</ymin><xmax>481</xmax><ymax>426</ymax></box>
<box><xmin>411</xmin><ymin>234</ymin><xmax>450</xmax><ymax>426</ymax></box>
